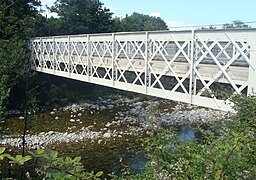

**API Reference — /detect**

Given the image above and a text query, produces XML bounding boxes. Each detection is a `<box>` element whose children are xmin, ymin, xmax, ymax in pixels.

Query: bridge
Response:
<box><xmin>29</xmin><ymin>29</ymin><xmax>256</xmax><ymax>111</ymax></box>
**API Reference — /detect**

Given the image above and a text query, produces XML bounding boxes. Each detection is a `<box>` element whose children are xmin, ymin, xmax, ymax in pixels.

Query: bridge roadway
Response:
<box><xmin>30</xmin><ymin>29</ymin><xmax>256</xmax><ymax>111</ymax></box>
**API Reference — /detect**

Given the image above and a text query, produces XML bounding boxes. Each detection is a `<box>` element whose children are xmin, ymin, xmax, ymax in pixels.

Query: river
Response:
<box><xmin>1</xmin><ymin>94</ymin><xmax>228</xmax><ymax>177</ymax></box>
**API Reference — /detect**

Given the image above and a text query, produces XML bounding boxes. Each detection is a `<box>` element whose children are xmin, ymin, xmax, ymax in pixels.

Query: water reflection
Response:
<box><xmin>178</xmin><ymin>125</ymin><xmax>196</xmax><ymax>139</ymax></box>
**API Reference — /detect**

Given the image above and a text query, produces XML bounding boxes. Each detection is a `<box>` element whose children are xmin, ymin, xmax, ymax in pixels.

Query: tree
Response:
<box><xmin>47</xmin><ymin>0</ymin><xmax>114</xmax><ymax>35</ymax></box>
<box><xmin>201</xmin><ymin>25</ymin><xmax>216</xmax><ymax>30</ymax></box>
<box><xmin>0</xmin><ymin>0</ymin><xmax>40</xmax><ymax>123</ymax></box>
<box><xmin>223</xmin><ymin>20</ymin><xmax>250</xmax><ymax>29</ymax></box>
<box><xmin>116</xmin><ymin>12</ymin><xmax>168</xmax><ymax>32</ymax></box>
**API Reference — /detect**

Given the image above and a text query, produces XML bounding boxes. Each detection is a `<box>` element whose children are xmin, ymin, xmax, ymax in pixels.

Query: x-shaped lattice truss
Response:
<box><xmin>30</xmin><ymin>30</ymin><xmax>256</xmax><ymax>111</ymax></box>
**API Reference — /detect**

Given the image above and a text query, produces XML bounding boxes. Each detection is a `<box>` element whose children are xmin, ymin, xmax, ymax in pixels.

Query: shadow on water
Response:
<box><xmin>89</xmin><ymin>125</ymin><xmax>200</xmax><ymax>177</ymax></box>
<box><xmin>44</xmin><ymin>125</ymin><xmax>201</xmax><ymax>178</ymax></box>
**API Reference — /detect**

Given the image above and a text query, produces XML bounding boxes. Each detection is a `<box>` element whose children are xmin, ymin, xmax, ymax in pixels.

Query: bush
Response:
<box><xmin>121</xmin><ymin>95</ymin><xmax>256</xmax><ymax>179</ymax></box>
<box><xmin>0</xmin><ymin>148</ymin><xmax>103</xmax><ymax>179</ymax></box>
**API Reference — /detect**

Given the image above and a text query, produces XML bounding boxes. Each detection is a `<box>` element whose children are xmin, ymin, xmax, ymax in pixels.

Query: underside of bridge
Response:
<box><xmin>30</xmin><ymin>29</ymin><xmax>256</xmax><ymax>111</ymax></box>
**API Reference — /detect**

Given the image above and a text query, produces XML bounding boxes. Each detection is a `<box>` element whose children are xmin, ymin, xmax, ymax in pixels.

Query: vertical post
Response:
<box><xmin>28</xmin><ymin>39</ymin><xmax>32</xmax><ymax>69</ymax></box>
<box><xmin>53</xmin><ymin>37</ymin><xmax>55</xmax><ymax>74</ymax></box>
<box><xmin>68</xmin><ymin>36</ymin><xmax>71</xmax><ymax>77</ymax></box>
<box><xmin>193</xmin><ymin>42</ymin><xmax>197</xmax><ymax>96</ymax></box>
<box><xmin>189</xmin><ymin>30</ymin><xmax>195</xmax><ymax>103</ymax></box>
<box><xmin>112</xmin><ymin>33</ymin><xmax>116</xmax><ymax>86</ymax></box>
<box><xmin>247</xmin><ymin>35</ymin><xmax>256</xmax><ymax>95</ymax></box>
<box><xmin>40</xmin><ymin>38</ymin><xmax>43</xmax><ymax>71</ymax></box>
<box><xmin>145</xmin><ymin>32</ymin><xmax>149</xmax><ymax>93</ymax></box>
<box><xmin>87</xmin><ymin>35</ymin><xmax>91</xmax><ymax>82</ymax></box>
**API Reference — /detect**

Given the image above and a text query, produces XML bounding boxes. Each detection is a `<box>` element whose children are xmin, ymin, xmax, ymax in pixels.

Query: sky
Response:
<box><xmin>40</xmin><ymin>0</ymin><xmax>256</xmax><ymax>29</ymax></box>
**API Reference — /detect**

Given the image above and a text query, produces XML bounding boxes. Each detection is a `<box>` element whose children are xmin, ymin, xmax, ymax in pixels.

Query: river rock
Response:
<box><xmin>100</xmin><ymin>106</ymin><xmax>106</xmax><ymax>110</ymax></box>
<box><xmin>9</xmin><ymin>109</ymin><xmax>21</xmax><ymax>115</ymax></box>
<box><xmin>77</xmin><ymin>113</ymin><xmax>82</xmax><ymax>117</ymax></box>
<box><xmin>130</xmin><ymin>108</ymin><xmax>137</xmax><ymax>115</ymax></box>
<box><xmin>119</xmin><ymin>112</ymin><xmax>124</xmax><ymax>117</ymax></box>
<box><xmin>107</xmin><ymin>105</ymin><xmax>114</xmax><ymax>109</ymax></box>
<box><xmin>55</xmin><ymin>116</ymin><xmax>59</xmax><ymax>120</ymax></box>
<box><xmin>105</xmin><ymin>122</ymin><xmax>112</xmax><ymax>127</ymax></box>
<box><xmin>103</xmin><ymin>132</ymin><xmax>112</xmax><ymax>138</ymax></box>
<box><xmin>134</xmin><ymin>102</ymin><xmax>143</xmax><ymax>106</ymax></box>
<box><xmin>50</xmin><ymin>111</ymin><xmax>55</xmax><ymax>115</ymax></box>
<box><xmin>70</xmin><ymin>119</ymin><xmax>75</xmax><ymax>122</ymax></box>
<box><xmin>19</xmin><ymin>116</ymin><xmax>25</xmax><ymax>120</ymax></box>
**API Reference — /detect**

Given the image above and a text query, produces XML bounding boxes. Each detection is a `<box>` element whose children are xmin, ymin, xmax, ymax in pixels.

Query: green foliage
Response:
<box><xmin>0</xmin><ymin>0</ymin><xmax>40</xmax><ymax>39</ymax></box>
<box><xmin>29</xmin><ymin>149</ymin><xmax>103</xmax><ymax>179</ymax></box>
<box><xmin>0</xmin><ymin>147</ymin><xmax>32</xmax><ymax>166</ymax></box>
<box><xmin>44</xmin><ymin>0</ymin><xmax>114</xmax><ymax>35</ymax></box>
<box><xmin>0</xmin><ymin>147</ymin><xmax>10</xmax><ymax>160</ymax></box>
<box><xmin>223</xmin><ymin>20</ymin><xmax>250</xmax><ymax>29</ymax></box>
<box><xmin>0</xmin><ymin>0</ymin><xmax>41</xmax><ymax>121</ymax></box>
<box><xmin>114</xmin><ymin>12</ymin><xmax>168</xmax><ymax>32</ymax></box>
<box><xmin>8</xmin><ymin>155</ymin><xmax>32</xmax><ymax>165</ymax></box>
<box><xmin>119</xmin><ymin>96</ymin><xmax>256</xmax><ymax>179</ymax></box>
<box><xmin>232</xmin><ymin>95</ymin><xmax>256</xmax><ymax>128</ymax></box>
<box><xmin>38</xmin><ymin>1</ymin><xmax>168</xmax><ymax>36</ymax></box>
<box><xmin>0</xmin><ymin>75</ymin><xmax>10</xmax><ymax>126</ymax></box>
<box><xmin>0</xmin><ymin>147</ymin><xmax>103</xmax><ymax>179</ymax></box>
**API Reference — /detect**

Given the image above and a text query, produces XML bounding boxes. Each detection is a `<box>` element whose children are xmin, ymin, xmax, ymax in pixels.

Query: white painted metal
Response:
<box><xmin>30</xmin><ymin>29</ymin><xmax>256</xmax><ymax>111</ymax></box>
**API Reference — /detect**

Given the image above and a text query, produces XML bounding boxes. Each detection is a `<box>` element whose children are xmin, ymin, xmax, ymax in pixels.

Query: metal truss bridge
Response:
<box><xmin>29</xmin><ymin>29</ymin><xmax>256</xmax><ymax>111</ymax></box>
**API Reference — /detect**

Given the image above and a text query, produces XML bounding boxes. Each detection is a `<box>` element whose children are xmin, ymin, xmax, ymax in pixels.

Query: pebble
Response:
<box><xmin>107</xmin><ymin>105</ymin><xmax>114</xmax><ymax>109</ymax></box>
<box><xmin>77</xmin><ymin>113</ymin><xmax>82</xmax><ymax>117</ymax></box>
<box><xmin>0</xmin><ymin>127</ymin><xmax>102</xmax><ymax>149</ymax></box>
<box><xmin>70</xmin><ymin>119</ymin><xmax>75</xmax><ymax>122</ymax></box>
<box><xmin>105</xmin><ymin>122</ymin><xmax>111</xmax><ymax>127</ymax></box>
<box><xmin>103</xmin><ymin>132</ymin><xmax>112</xmax><ymax>138</ymax></box>
<box><xmin>55</xmin><ymin>116</ymin><xmax>59</xmax><ymax>120</ymax></box>
<box><xmin>50</xmin><ymin>111</ymin><xmax>55</xmax><ymax>115</ymax></box>
<box><xmin>19</xmin><ymin>116</ymin><xmax>25</xmax><ymax>120</ymax></box>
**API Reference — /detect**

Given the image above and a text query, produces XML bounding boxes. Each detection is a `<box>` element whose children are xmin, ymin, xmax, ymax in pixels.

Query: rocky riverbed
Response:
<box><xmin>1</xmin><ymin>95</ymin><xmax>231</xmax><ymax>149</ymax></box>
<box><xmin>0</xmin><ymin>94</ymin><xmax>234</xmax><ymax>175</ymax></box>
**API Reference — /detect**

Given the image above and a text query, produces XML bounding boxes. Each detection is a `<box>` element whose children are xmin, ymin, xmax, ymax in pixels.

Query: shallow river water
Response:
<box><xmin>1</xmin><ymin>95</ymin><xmax>227</xmax><ymax>177</ymax></box>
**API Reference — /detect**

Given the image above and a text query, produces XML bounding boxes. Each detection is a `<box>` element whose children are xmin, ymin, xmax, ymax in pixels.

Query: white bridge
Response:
<box><xmin>29</xmin><ymin>29</ymin><xmax>256</xmax><ymax>111</ymax></box>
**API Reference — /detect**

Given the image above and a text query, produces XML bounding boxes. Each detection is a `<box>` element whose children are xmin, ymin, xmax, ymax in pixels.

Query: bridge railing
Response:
<box><xmin>30</xmin><ymin>29</ymin><xmax>256</xmax><ymax>111</ymax></box>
